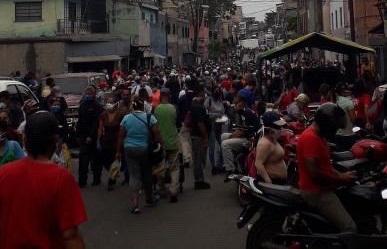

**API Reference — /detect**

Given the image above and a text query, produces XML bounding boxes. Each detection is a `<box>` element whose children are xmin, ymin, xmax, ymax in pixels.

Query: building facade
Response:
<box><xmin>0</xmin><ymin>0</ymin><xmax>172</xmax><ymax>76</ymax></box>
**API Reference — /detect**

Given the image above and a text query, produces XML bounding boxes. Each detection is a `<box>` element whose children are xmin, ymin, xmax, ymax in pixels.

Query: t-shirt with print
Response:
<box><xmin>353</xmin><ymin>93</ymin><xmax>371</xmax><ymax>118</ymax></box>
<box><xmin>0</xmin><ymin>158</ymin><xmax>87</xmax><ymax>249</ymax></box>
<box><xmin>154</xmin><ymin>104</ymin><xmax>179</xmax><ymax>150</ymax></box>
<box><xmin>297</xmin><ymin>127</ymin><xmax>335</xmax><ymax>193</ymax></box>
<box><xmin>121</xmin><ymin>112</ymin><xmax>157</xmax><ymax>148</ymax></box>
<box><xmin>337</xmin><ymin>96</ymin><xmax>354</xmax><ymax>135</ymax></box>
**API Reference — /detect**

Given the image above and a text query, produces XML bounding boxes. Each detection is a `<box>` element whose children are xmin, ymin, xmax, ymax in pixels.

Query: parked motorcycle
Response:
<box><xmin>230</xmin><ymin>170</ymin><xmax>387</xmax><ymax>249</ymax></box>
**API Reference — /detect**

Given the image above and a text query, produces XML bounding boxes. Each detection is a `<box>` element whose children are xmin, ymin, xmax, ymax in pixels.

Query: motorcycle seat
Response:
<box><xmin>335</xmin><ymin>158</ymin><xmax>368</xmax><ymax>170</ymax></box>
<box><xmin>331</xmin><ymin>151</ymin><xmax>354</xmax><ymax>161</ymax></box>
<box><xmin>257</xmin><ymin>182</ymin><xmax>305</xmax><ymax>206</ymax></box>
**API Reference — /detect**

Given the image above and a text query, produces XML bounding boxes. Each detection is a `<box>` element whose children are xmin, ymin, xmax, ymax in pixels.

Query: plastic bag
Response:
<box><xmin>109</xmin><ymin>160</ymin><xmax>121</xmax><ymax>180</ymax></box>
<box><xmin>52</xmin><ymin>143</ymin><xmax>72</xmax><ymax>171</ymax></box>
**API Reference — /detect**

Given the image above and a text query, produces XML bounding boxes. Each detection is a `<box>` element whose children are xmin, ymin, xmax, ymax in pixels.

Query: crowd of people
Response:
<box><xmin>1</xmin><ymin>54</ymin><xmax>387</xmax><ymax>247</ymax></box>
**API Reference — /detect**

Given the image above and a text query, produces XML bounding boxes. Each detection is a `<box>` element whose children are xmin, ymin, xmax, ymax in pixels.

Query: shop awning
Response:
<box><xmin>67</xmin><ymin>55</ymin><xmax>122</xmax><ymax>63</ymax></box>
<box><xmin>258</xmin><ymin>32</ymin><xmax>375</xmax><ymax>60</ymax></box>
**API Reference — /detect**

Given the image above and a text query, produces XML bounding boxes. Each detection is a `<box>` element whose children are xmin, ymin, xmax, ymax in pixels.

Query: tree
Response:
<box><xmin>264</xmin><ymin>12</ymin><xmax>276</xmax><ymax>31</ymax></box>
<box><xmin>207</xmin><ymin>0</ymin><xmax>235</xmax><ymax>27</ymax></box>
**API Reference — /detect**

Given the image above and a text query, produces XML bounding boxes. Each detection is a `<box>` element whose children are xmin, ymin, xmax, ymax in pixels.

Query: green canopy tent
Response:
<box><xmin>257</xmin><ymin>32</ymin><xmax>375</xmax><ymax>61</ymax></box>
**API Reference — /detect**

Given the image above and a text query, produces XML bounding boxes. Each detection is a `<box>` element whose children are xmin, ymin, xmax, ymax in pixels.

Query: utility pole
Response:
<box><xmin>348</xmin><ymin>0</ymin><xmax>356</xmax><ymax>41</ymax></box>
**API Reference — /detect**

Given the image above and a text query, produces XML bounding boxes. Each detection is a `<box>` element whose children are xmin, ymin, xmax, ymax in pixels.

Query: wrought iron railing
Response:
<box><xmin>57</xmin><ymin>19</ymin><xmax>109</xmax><ymax>35</ymax></box>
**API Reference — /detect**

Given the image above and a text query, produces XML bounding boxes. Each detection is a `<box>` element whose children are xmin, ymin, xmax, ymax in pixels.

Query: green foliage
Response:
<box><xmin>208</xmin><ymin>41</ymin><xmax>223</xmax><ymax>58</ymax></box>
<box><xmin>264</xmin><ymin>12</ymin><xmax>276</xmax><ymax>30</ymax></box>
<box><xmin>207</xmin><ymin>0</ymin><xmax>235</xmax><ymax>27</ymax></box>
<box><xmin>287</xmin><ymin>16</ymin><xmax>297</xmax><ymax>33</ymax></box>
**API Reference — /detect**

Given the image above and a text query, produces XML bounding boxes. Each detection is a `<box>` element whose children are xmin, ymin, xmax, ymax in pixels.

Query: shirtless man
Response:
<box><xmin>255</xmin><ymin>111</ymin><xmax>287</xmax><ymax>184</ymax></box>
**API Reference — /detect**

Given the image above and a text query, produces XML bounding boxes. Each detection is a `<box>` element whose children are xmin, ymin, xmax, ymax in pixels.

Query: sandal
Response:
<box><xmin>130</xmin><ymin>206</ymin><xmax>141</xmax><ymax>214</ymax></box>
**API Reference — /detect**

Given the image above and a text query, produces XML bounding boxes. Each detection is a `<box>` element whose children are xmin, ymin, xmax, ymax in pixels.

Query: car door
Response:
<box><xmin>15</xmin><ymin>84</ymin><xmax>39</xmax><ymax>103</ymax></box>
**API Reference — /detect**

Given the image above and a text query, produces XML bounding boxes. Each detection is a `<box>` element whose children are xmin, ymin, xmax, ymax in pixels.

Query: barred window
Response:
<box><xmin>15</xmin><ymin>2</ymin><xmax>42</xmax><ymax>22</ymax></box>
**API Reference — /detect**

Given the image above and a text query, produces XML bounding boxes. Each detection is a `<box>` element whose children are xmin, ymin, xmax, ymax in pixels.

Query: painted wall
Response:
<box><xmin>354</xmin><ymin>0</ymin><xmax>380</xmax><ymax>46</ymax></box>
<box><xmin>0</xmin><ymin>0</ymin><xmax>65</xmax><ymax>38</ymax></box>
<box><xmin>0</xmin><ymin>42</ymin><xmax>65</xmax><ymax>76</ymax></box>
<box><xmin>150</xmin><ymin>23</ymin><xmax>166</xmax><ymax>57</ymax></box>
<box><xmin>107</xmin><ymin>1</ymin><xmax>139</xmax><ymax>38</ymax></box>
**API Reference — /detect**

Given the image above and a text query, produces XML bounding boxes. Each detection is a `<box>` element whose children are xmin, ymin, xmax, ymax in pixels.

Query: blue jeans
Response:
<box><xmin>208</xmin><ymin>123</ymin><xmax>223</xmax><ymax>170</ymax></box>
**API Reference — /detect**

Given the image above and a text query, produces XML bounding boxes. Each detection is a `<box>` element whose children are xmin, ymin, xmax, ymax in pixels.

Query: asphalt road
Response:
<box><xmin>78</xmin><ymin>165</ymin><xmax>247</xmax><ymax>249</ymax></box>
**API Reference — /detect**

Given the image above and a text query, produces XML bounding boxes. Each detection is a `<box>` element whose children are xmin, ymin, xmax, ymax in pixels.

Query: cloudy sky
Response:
<box><xmin>235</xmin><ymin>0</ymin><xmax>283</xmax><ymax>21</ymax></box>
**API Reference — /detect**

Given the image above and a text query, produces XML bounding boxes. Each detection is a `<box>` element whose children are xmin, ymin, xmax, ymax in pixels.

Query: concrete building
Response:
<box><xmin>161</xmin><ymin>0</ymin><xmax>192</xmax><ymax>65</ymax></box>
<box><xmin>0</xmin><ymin>0</ymin><xmax>168</xmax><ymax>76</ymax></box>
<box><xmin>354</xmin><ymin>0</ymin><xmax>380</xmax><ymax>46</ymax></box>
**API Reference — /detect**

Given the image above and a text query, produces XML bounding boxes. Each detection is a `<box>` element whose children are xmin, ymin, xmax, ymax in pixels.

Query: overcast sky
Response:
<box><xmin>235</xmin><ymin>0</ymin><xmax>283</xmax><ymax>21</ymax></box>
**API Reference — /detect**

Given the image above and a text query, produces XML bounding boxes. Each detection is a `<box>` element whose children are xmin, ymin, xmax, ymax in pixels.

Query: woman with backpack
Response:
<box><xmin>116</xmin><ymin>98</ymin><xmax>162</xmax><ymax>214</ymax></box>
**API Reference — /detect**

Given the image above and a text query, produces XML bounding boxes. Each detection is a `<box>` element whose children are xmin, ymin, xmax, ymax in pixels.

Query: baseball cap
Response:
<box><xmin>262</xmin><ymin>111</ymin><xmax>286</xmax><ymax>129</ymax></box>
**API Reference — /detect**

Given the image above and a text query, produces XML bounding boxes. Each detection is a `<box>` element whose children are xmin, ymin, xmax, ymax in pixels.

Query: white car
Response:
<box><xmin>0</xmin><ymin>80</ymin><xmax>39</xmax><ymax>105</ymax></box>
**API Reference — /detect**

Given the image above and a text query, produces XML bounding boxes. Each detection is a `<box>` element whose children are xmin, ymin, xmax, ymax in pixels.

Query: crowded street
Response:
<box><xmin>80</xmin><ymin>167</ymin><xmax>245</xmax><ymax>249</ymax></box>
<box><xmin>3</xmin><ymin>1</ymin><xmax>387</xmax><ymax>249</ymax></box>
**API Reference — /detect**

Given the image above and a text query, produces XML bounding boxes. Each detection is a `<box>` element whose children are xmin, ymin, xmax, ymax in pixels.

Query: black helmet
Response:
<box><xmin>314</xmin><ymin>103</ymin><xmax>346</xmax><ymax>140</ymax></box>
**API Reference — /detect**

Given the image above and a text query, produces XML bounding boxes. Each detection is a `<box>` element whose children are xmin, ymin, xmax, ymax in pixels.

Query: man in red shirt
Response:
<box><xmin>297</xmin><ymin>103</ymin><xmax>357</xmax><ymax>232</ymax></box>
<box><xmin>0</xmin><ymin>111</ymin><xmax>87</xmax><ymax>249</ymax></box>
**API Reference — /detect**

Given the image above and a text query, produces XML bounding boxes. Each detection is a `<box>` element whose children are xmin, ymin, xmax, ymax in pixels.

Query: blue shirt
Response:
<box><xmin>0</xmin><ymin>140</ymin><xmax>26</xmax><ymax>166</ymax></box>
<box><xmin>121</xmin><ymin>112</ymin><xmax>157</xmax><ymax>148</ymax></box>
<box><xmin>239</xmin><ymin>88</ymin><xmax>255</xmax><ymax>108</ymax></box>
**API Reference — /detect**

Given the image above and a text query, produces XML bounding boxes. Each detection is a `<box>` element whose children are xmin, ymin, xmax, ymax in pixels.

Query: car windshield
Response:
<box><xmin>54</xmin><ymin>77</ymin><xmax>89</xmax><ymax>94</ymax></box>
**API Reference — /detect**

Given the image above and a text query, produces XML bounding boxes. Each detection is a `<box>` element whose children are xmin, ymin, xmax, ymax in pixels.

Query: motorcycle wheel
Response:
<box><xmin>246</xmin><ymin>213</ymin><xmax>286</xmax><ymax>249</ymax></box>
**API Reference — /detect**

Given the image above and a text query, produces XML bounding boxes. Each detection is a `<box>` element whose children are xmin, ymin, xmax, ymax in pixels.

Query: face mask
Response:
<box><xmin>105</xmin><ymin>103</ymin><xmax>115</xmax><ymax>111</ymax></box>
<box><xmin>51</xmin><ymin>105</ymin><xmax>61</xmax><ymax>114</ymax></box>
<box><xmin>0</xmin><ymin>102</ymin><xmax>6</xmax><ymax>109</ymax></box>
<box><xmin>83</xmin><ymin>94</ymin><xmax>93</xmax><ymax>102</ymax></box>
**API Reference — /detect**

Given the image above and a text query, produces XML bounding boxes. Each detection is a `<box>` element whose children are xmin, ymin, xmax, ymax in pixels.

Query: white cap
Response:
<box><xmin>204</xmin><ymin>71</ymin><xmax>209</xmax><ymax>75</ymax></box>
<box><xmin>227</xmin><ymin>67</ymin><xmax>232</xmax><ymax>72</ymax></box>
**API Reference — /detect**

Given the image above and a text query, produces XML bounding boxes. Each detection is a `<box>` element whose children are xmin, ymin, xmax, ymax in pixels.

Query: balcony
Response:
<box><xmin>57</xmin><ymin>19</ymin><xmax>109</xmax><ymax>35</ymax></box>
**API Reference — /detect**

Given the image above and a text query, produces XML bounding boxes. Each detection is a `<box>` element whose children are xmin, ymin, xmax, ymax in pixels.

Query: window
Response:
<box><xmin>150</xmin><ymin>14</ymin><xmax>154</xmax><ymax>23</ymax></box>
<box><xmin>6</xmin><ymin>85</ymin><xmax>21</xmax><ymax>105</ymax></box>
<box><xmin>142</xmin><ymin>12</ymin><xmax>145</xmax><ymax>20</ymax></box>
<box><xmin>340</xmin><ymin>7</ymin><xmax>343</xmax><ymax>27</ymax></box>
<box><xmin>15</xmin><ymin>2</ymin><xmax>42</xmax><ymax>22</ymax></box>
<box><xmin>173</xmin><ymin>24</ymin><xmax>176</xmax><ymax>35</ymax></box>
<box><xmin>16</xmin><ymin>85</ymin><xmax>34</xmax><ymax>102</ymax></box>
<box><xmin>335</xmin><ymin>10</ymin><xmax>338</xmax><ymax>29</ymax></box>
<box><xmin>331</xmin><ymin>13</ymin><xmax>334</xmax><ymax>30</ymax></box>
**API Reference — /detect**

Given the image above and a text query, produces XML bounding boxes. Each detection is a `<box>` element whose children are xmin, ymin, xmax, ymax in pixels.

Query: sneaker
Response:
<box><xmin>146</xmin><ymin>195</ymin><xmax>160</xmax><ymax>206</ymax></box>
<box><xmin>194</xmin><ymin>181</ymin><xmax>211</xmax><ymax>190</ymax></box>
<box><xmin>170</xmin><ymin>195</ymin><xmax>178</xmax><ymax>203</ymax></box>
<box><xmin>130</xmin><ymin>206</ymin><xmax>141</xmax><ymax>214</ymax></box>
<box><xmin>224</xmin><ymin>172</ymin><xmax>232</xmax><ymax>183</ymax></box>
